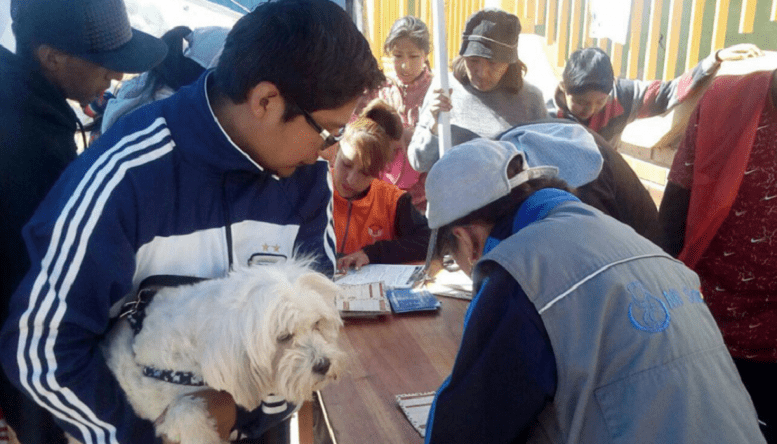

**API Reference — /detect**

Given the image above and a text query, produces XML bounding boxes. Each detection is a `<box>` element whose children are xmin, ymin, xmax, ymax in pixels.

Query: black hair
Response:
<box><xmin>451</xmin><ymin>55</ymin><xmax>527</xmax><ymax>94</ymax></box>
<box><xmin>383</xmin><ymin>16</ymin><xmax>431</xmax><ymax>55</ymax></box>
<box><xmin>562</xmin><ymin>47</ymin><xmax>614</xmax><ymax>95</ymax></box>
<box><xmin>434</xmin><ymin>155</ymin><xmax>575</xmax><ymax>259</ymax></box>
<box><xmin>212</xmin><ymin>0</ymin><xmax>385</xmax><ymax>121</ymax></box>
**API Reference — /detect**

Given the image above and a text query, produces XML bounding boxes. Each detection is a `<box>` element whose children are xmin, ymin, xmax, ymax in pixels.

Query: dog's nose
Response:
<box><xmin>313</xmin><ymin>358</ymin><xmax>331</xmax><ymax>375</ymax></box>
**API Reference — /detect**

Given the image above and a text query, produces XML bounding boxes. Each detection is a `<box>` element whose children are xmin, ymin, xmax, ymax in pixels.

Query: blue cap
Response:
<box><xmin>426</xmin><ymin>122</ymin><xmax>603</xmax><ymax>229</ymax></box>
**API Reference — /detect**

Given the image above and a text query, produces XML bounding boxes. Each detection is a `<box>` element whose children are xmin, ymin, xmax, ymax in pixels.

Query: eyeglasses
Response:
<box><xmin>298</xmin><ymin>107</ymin><xmax>345</xmax><ymax>149</ymax></box>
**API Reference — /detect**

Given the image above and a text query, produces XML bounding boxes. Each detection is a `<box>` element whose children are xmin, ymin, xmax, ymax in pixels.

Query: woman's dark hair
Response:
<box><xmin>383</xmin><ymin>16</ymin><xmax>431</xmax><ymax>55</ymax></box>
<box><xmin>213</xmin><ymin>0</ymin><xmax>384</xmax><ymax>121</ymax></box>
<box><xmin>434</xmin><ymin>155</ymin><xmax>575</xmax><ymax>259</ymax></box>
<box><xmin>451</xmin><ymin>55</ymin><xmax>527</xmax><ymax>94</ymax></box>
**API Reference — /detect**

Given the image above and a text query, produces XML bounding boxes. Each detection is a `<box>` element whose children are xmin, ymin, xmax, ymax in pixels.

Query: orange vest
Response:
<box><xmin>333</xmin><ymin>179</ymin><xmax>406</xmax><ymax>256</ymax></box>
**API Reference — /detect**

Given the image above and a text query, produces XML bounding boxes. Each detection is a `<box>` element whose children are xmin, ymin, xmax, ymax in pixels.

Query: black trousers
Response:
<box><xmin>734</xmin><ymin>358</ymin><xmax>776</xmax><ymax>443</ymax></box>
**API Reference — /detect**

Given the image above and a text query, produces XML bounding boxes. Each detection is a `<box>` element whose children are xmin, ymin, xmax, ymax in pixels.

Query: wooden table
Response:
<box><xmin>319</xmin><ymin>297</ymin><xmax>469</xmax><ymax>444</ymax></box>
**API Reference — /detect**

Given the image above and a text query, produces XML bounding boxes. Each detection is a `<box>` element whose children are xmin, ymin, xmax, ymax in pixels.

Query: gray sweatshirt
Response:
<box><xmin>408</xmin><ymin>72</ymin><xmax>547</xmax><ymax>172</ymax></box>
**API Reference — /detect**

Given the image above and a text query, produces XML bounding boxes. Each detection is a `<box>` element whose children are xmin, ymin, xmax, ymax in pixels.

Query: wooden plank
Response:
<box><xmin>297</xmin><ymin>401</ymin><xmax>314</xmax><ymax>444</ymax></box>
<box><xmin>643</xmin><ymin>0</ymin><xmax>664</xmax><ymax>80</ymax></box>
<box><xmin>536</xmin><ymin>0</ymin><xmax>546</xmax><ymax>23</ymax></box>
<box><xmin>583</xmin><ymin>0</ymin><xmax>594</xmax><ymax>47</ymax></box>
<box><xmin>738</xmin><ymin>0</ymin><xmax>757</xmax><ymax>33</ymax></box>
<box><xmin>612</xmin><ymin>42</ymin><xmax>624</xmax><ymax>77</ymax></box>
<box><xmin>321</xmin><ymin>299</ymin><xmax>469</xmax><ymax>444</ymax></box>
<box><xmin>663</xmin><ymin>0</ymin><xmax>685</xmax><ymax>79</ymax></box>
<box><xmin>556</xmin><ymin>0</ymin><xmax>571</xmax><ymax>66</ymax></box>
<box><xmin>524</xmin><ymin>0</ymin><xmax>536</xmax><ymax>33</ymax></box>
<box><xmin>598</xmin><ymin>37</ymin><xmax>609</xmax><ymax>51</ymax></box>
<box><xmin>546</xmin><ymin>0</ymin><xmax>558</xmax><ymax>45</ymax></box>
<box><xmin>711</xmin><ymin>0</ymin><xmax>730</xmax><ymax>54</ymax></box>
<box><xmin>569</xmin><ymin>0</ymin><xmax>582</xmax><ymax>52</ymax></box>
<box><xmin>685</xmin><ymin>0</ymin><xmax>706</xmax><ymax>71</ymax></box>
<box><xmin>626</xmin><ymin>0</ymin><xmax>645</xmax><ymax>78</ymax></box>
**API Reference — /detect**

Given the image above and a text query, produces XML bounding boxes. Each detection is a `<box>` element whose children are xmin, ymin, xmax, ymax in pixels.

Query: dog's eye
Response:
<box><xmin>277</xmin><ymin>332</ymin><xmax>293</xmax><ymax>343</ymax></box>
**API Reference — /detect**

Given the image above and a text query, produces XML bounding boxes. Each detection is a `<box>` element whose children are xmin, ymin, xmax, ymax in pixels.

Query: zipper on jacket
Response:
<box><xmin>221</xmin><ymin>174</ymin><xmax>234</xmax><ymax>271</ymax></box>
<box><xmin>338</xmin><ymin>200</ymin><xmax>354</xmax><ymax>257</ymax></box>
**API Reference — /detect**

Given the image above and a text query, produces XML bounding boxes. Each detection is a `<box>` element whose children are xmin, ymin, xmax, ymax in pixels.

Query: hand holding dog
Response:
<box><xmin>159</xmin><ymin>390</ymin><xmax>236</xmax><ymax>444</ymax></box>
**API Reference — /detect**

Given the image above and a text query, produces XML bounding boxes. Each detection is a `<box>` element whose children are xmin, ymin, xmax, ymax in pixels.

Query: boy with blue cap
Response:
<box><xmin>422</xmin><ymin>124</ymin><xmax>765</xmax><ymax>443</ymax></box>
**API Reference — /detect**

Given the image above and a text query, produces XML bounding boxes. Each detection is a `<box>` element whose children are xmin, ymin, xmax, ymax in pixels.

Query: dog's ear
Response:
<box><xmin>200</xmin><ymin>347</ymin><xmax>266</xmax><ymax>411</ymax></box>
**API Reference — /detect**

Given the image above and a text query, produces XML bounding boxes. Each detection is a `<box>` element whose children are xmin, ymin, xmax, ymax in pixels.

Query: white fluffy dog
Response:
<box><xmin>84</xmin><ymin>260</ymin><xmax>344</xmax><ymax>444</ymax></box>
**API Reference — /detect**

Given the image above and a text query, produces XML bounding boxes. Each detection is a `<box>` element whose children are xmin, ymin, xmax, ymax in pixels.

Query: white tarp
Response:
<box><xmin>124</xmin><ymin>0</ymin><xmax>241</xmax><ymax>37</ymax></box>
<box><xmin>1</xmin><ymin>0</ymin><xmax>14</xmax><ymax>51</ymax></box>
<box><xmin>0</xmin><ymin>0</ymin><xmax>241</xmax><ymax>52</ymax></box>
<box><xmin>588</xmin><ymin>0</ymin><xmax>632</xmax><ymax>45</ymax></box>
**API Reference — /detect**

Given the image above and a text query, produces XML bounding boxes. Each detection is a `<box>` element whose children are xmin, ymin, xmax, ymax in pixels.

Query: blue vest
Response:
<box><xmin>481</xmin><ymin>200</ymin><xmax>764</xmax><ymax>444</ymax></box>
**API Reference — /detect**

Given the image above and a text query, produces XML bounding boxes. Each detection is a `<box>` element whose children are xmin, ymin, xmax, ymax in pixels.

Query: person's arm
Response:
<box><xmin>425</xmin><ymin>263</ymin><xmax>556</xmax><ymax>444</ymax></box>
<box><xmin>658</xmin><ymin>105</ymin><xmax>700</xmax><ymax>257</ymax></box>
<box><xmin>293</xmin><ymin>162</ymin><xmax>337</xmax><ymax>277</ymax></box>
<box><xmin>0</xmin><ymin>168</ymin><xmax>160</xmax><ymax>443</ymax></box>
<box><xmin>361</xmin><ymin>193</ymin><xmax>430</xmax><ymax>264</ymax></box>
<box><xmin>408</xmin><ymin>78</ymin><xmax>452</xmax><ymax>173</ymax></box>
<box><xmin>586</xmin><ymin>130</ymin><xmax>662</xmax><ymax>245</ymax></box>
<box><xmin>621</xmin><ymin>43</ymin><xmax>763</xmax><ymax>122</ymax></box>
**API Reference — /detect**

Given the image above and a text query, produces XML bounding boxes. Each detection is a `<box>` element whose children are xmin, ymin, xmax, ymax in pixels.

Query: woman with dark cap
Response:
<box><xmin>407</xmin><ymin>8</ymin><xmax>546</xmax><ymax>173</ymax></box>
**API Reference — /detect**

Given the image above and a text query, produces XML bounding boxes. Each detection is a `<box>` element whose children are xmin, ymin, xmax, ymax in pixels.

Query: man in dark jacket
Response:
<box><xmin>0</xmin><ymin>0</ymin><xmax>167</xmax><ymax>442</ymax></box>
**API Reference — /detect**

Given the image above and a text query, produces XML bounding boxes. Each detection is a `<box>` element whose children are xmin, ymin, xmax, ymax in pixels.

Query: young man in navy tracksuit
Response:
<box><xmin>0</xmin><ymin>1</ymin><xmax>384</xmax><ymax>442</ymax></box>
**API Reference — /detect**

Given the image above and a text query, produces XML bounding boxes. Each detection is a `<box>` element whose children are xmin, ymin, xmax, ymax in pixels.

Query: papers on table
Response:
<box><xmin>396</xmin><ymin>391</ymin><xmax>436</xmax><ymax>437</ymax></box>
<box><xmin>424</xmin><ymin>268</ymin><xmax>473</xmax><ymax>300</ymax></box>
<box><xmin>335</xmin><ymin>264</ymin><xmax>422</xmax><ymax>289</ymax></box>
<box><xmin>334</xmin><ymin>264</ymin><xmax>451</xmax><ymax>316</ymax></box>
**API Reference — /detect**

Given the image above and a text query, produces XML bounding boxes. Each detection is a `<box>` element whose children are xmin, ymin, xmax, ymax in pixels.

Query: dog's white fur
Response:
<box><xmin>78</xmin><ymin>260</ymin><xmax>344</xmax><ymax>444</ymax></box>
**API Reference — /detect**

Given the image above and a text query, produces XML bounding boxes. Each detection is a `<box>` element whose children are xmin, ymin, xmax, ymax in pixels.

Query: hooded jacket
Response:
<box><xmin>0</xmin><ymin>71</ymin><xmax>336</xmax><ymax>443</ymax></box>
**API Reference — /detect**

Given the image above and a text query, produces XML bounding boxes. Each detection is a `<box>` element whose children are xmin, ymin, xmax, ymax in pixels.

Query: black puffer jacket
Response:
<box><xmin>0</xmin><ymin>46</ymin><xmax>77</xmax><ymax>444</ymax></box>
<box><xmin>0</xmin><ymin>46</ymin><xmax>79</xmax><ymax>319</ymax></box>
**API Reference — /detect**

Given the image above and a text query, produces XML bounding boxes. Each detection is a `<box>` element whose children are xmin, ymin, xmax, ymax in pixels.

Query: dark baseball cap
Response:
<box><xmin>459</xmin><ymin>9</ymin><xmax>521</xmax><ymax>64</ymax></box>
<box><xmin>11</xmin><ymin>0</ymin><xmax>168</xmax><ymax>73</ymax></box>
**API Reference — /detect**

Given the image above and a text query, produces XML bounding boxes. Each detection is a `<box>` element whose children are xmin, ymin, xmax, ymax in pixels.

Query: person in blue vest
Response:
<box><xmin>422</xmin><ymin>126</ymin><xmax>766</xmax><ymax>443</ymax></box>
<box><xmin>0</xmin><ymin>0</ymin><xmax>384</xmax><ymax>443</ymax></box>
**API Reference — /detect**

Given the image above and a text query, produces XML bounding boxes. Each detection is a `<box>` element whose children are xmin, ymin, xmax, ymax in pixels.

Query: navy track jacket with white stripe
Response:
<box><xmin>0</xmin><ymin>72</ymin><xmax>336</xmax><ymax>443</ymax></box>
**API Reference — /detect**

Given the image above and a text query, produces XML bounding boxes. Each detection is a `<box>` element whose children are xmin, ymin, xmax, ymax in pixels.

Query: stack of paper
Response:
<box><xmin>396</xmin><ymin>391</ymin><xmax>436</xmax><ymax>437</ymax></box>
<box><xmin>335</xmin><ymin>282</ymin><xmax>391</xmax><ymax>317</ymax></box>
<box><xmin>424</xmin><ymin>268</ymin><xmax>473</xmax><ymax>300</ymax></box>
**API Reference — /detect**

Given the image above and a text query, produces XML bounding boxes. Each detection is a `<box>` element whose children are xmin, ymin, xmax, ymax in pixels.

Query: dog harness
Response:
<box><xmin>120</xmin><ymin>275</ymin><xmax>208</xmax><ymax>387</ymax></box>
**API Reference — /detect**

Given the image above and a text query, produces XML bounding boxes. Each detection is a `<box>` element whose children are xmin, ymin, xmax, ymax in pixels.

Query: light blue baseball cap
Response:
<box><xmin>426</xmin><ymin>122</ymin><xmax>603</xmax><ymax>229</ymax></box>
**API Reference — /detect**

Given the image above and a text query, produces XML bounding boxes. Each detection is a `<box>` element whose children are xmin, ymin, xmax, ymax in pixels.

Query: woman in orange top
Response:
<box><xmin>333</xmin><ymin>99</ymin><xmax>431</xmax><ymax>271</ymax></box>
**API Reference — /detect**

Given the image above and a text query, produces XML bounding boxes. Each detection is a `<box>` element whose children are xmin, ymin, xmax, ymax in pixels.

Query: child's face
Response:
<box><xmin>333</xmin><ymin>144</ymin><xmax>374</xmax><ymax>199</ymax></box>
<box><xmin>390</xmin><ymin>37</ymin><xmax>427</xmax><ymax>84</ymax></box>
<box><xmin>564</xmin><ymin>89</ymin><xmax>610</xmax><ymax>121</ymax></box>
